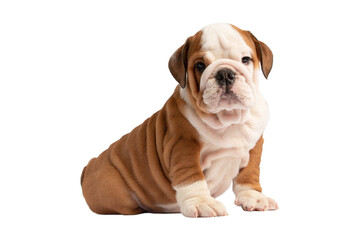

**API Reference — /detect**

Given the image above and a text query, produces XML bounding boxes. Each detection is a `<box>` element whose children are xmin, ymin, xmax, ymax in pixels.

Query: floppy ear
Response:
<box><xmin>248</xmin><ymin>32</ymin><xmax>273</xmax><ymax>79</ymax></box>
<box><xmin>168</xmin><ymin>38</ymin><xmax>190</xmax><ymax>88</ymax></box>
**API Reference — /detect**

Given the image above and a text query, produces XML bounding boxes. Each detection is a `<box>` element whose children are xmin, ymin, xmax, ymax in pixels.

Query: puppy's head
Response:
<box><xmin>169</xmin><ymin>23</ymin><xmax>273</xmax><ymax>128</ymax></box>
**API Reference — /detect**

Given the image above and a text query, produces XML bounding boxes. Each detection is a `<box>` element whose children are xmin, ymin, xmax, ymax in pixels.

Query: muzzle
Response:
<box><xmin>200</xmin><ymin>59</ymin><xmax>254</xmax><ymax>92</ymax></box>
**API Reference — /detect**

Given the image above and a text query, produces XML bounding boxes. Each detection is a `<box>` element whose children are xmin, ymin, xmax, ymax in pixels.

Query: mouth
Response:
<box><xmin>220</xmin><ymin>89</ymin><xmax>241</xmax><ymax>103</ymax></box>
<box><xmin>220</xmin><ymin>88</ymin><xmax>237</xmax><ymax>99</ymax></box>
<box><xmin>203</xmin><ymin>83</ymin><xmax>251</xmax><ymax>113</ymax></box>
<box><xmin>217</xmin><ymin>90</ymin><xmax>244</xmax><ymax>110</ymax></box>
<box><xmin>202</xmin><ymin>88</ymin><xmax>253</xmax><ymax>128</ymax></box>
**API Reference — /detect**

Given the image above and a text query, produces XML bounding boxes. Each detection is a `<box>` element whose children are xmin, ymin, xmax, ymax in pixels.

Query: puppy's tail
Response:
<box><xmin>81</xmin><ymin>166</ymin><xmax>87</xmax><ymax>186</ymax></box>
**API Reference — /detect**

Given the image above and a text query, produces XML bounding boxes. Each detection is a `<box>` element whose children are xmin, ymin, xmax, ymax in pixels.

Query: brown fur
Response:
<box><xmin>233</xmin><ymin>135</ymin><xmax>264</xmax><ymax>192</ymax></box>
<box><xmin>81</xmin><ymin>87</ymin><xmax>208</xmax><ymax>214</ymax></box>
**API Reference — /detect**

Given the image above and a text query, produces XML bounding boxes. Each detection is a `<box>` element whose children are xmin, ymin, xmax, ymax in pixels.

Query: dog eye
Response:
<box><xmin>195</xmin><ymin>62</ymin><xmax>206</xmax><ymax>72</ymax></box>
<box><xmin>242</xmin><ymin>56</ymin><xmax>252</xmax><ymax>65</ymax></box>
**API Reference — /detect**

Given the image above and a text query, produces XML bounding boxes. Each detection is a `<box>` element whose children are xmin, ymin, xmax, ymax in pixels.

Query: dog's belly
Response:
<box><xmin>200</xmin><ymin>146</ymin><xmax>249</xmax><ymax>197</ymax></box>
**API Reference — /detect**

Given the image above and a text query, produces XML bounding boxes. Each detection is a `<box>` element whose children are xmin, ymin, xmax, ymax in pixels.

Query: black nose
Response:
<box><xmin>215</xmin><ymin>69</ymin><xmax>236</xmax><ymax>86</ymax></box>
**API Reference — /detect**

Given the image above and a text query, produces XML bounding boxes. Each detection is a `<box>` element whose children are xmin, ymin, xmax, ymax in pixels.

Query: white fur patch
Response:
<box><xmin>233</xmin><ymin>184</ymin><xmax>278</xmax><ymax>211</ymax></box>
<box><xmin>174</xmin><ymin>180</ymin><xmax>228</xmax><ymax>217</ymax></box>
<box><xmin>201</xmin><ymin>23</ymin><xmax>252</xmax><ymax>61</ymax></box>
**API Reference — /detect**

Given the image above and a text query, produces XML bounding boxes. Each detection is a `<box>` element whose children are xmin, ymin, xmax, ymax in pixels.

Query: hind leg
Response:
<box><xmin>81</xmin><ymin>157</ymin><xmax>143</xmax><ymax>215</ymax></box>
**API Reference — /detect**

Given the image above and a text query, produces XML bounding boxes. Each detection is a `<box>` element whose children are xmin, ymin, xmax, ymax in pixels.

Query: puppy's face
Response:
<box><xmin>169</xmin><ymin>23</ymin><xmax>273</xmax><ymax>127</ymax></box>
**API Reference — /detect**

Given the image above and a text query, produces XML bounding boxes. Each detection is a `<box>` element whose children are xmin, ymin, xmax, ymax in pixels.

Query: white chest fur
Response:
<box><xmin>182</xmin><ymin>92</ymin><xmax>269</xmax><ymax>197</ymax></box>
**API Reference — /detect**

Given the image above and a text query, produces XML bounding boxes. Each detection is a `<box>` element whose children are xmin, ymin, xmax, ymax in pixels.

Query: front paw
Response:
<box><xmin>180</xmin><ymin>195</ymin><xmax>228</xmax><ymax>218</ymax></box>
<box><xmin>235</xmin><ymin>190</ymin><xmax>278</xmax><ymax>211</ymax></box>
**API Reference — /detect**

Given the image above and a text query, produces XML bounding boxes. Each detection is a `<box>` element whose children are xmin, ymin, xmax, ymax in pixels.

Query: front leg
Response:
<box><xmin>233</xmin><ymin>135</ymin><xmax>278</xmax><ymax>211</ymax></box>
<box><xmin>170</xmin><ymin>139</ymin><xmax>228</xmax><ymax>217</ymax></box>
<box><xmin>174</xmin><ymin>180</ymin><xmax>228</xmax><ymax>217</ymax></box>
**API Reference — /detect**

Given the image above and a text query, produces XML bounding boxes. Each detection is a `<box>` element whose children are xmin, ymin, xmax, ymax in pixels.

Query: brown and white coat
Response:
<box><xmin>81</xmin><ymin>23</ymin><xmax>278</xmax><ymax>217</ymax></box>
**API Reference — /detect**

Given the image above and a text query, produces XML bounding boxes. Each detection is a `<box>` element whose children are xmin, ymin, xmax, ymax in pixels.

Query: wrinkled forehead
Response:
<box><xmin>200</xmin><ymin>23</ymin><xmax>254</xmax><ymax>62</ymax></box>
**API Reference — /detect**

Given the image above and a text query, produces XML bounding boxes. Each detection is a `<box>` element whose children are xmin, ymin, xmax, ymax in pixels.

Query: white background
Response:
<box><xmin>1</xmin><ymin>0</ymin><xmax>360</xmax><ymax>239</ymax></box>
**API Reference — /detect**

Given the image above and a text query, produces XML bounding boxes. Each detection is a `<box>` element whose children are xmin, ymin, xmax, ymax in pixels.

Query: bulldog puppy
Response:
<box><xmin>81</xmin><ymin>23</ymin><xmax>278</xmax><ymax>217</ymax></box>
